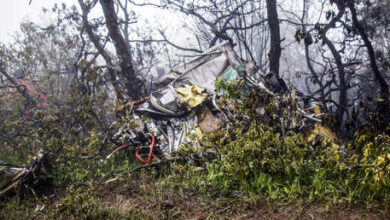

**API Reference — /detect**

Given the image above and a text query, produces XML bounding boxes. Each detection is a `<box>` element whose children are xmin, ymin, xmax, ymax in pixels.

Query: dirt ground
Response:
<box><xmin>96</xmin><ymin>174</ymin><xmax>390</xmax><ymax>220</ymax></box>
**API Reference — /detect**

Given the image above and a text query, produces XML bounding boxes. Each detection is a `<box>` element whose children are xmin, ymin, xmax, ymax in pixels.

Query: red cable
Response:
<box><xmin>135</xmin><ymin>133</ymin><xmax>155</xmax><ymax>164</ymax></box>
<box><xmin>117</xmin><ymin>97</ymin><xmax>150</xmax><ymax>114</ymax></box>
<box><xmin>147</xmin><ymin>133</ymin><xmax>155</xmax><ymax>164</ymax></box>
<box><xmin>126</xmin><ymin>97</ymin><xmax>150</xmax><ymax>106</ymax></box>
<box><xmin>135</xmin><ymin>149</ymin><xmax>146</xmax><ymax>164</ymax></box>
<box><xmin>105</xmin><ymin>144</ymin><xmax>129</xmax><ymax>160</ymax></box>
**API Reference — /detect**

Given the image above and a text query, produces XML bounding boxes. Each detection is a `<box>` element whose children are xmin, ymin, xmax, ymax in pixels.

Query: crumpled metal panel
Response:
<box><xmin>154</xmin><ymin>42</ymin><xmax>238</xmax><ymax>89</ymax></box>
<box><xmin>147</xmin><ymin>42</ymin><xmax>244</xmax><ymax>117</ymax></box>
<box><xmin>149</xmin><ymin>85</ymin><xmax>185</xmax><ymax>116</ymax></box>
<box><xmin>171</xmin><ymin>52</ymin><xmax>230</xmax><ymax>93</ymax></box>
<box><xmin>151</xmin><ymin>115</ymin><xmax>198</xmax><ymax>155</ymax></box>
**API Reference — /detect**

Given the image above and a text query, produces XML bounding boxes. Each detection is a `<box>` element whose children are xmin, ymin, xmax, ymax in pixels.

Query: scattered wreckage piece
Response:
<box><xmin>0</xmin><ymin>151</ymin><xmax>46</xmax><ymax>198</ymax></box>
<box><xmin>110</xmin><ymin>42</ymin><xmax>324</xmax><ymax>164</ymax></box>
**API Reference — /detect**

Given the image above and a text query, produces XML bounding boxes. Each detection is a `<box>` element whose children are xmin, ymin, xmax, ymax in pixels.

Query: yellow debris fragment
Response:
<box><xmin>175</xmin><ymin>86</ymin><xmax>208</xmax><ymax>111</ymax></box>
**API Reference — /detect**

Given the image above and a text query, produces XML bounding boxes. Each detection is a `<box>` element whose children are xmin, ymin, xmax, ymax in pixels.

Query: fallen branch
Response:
<box><xmin>214</xmin><ymin>204</ymin><xmax>233</xmax><ymax>215</ymax></box>
<box><xmin>129</xmin><ymin>158</ymin><xmax>179</xmax><ymax>174</ymax></box>
<box><xmin>0</xmin><ymin>151</ymin><xmax>46</xmax><ymax>198</ymax></box>
<box><xmin>297</xmin><ymin>108</ymin><xmax>322</xmax><ymax>122</ymax></box>
<box><xmin>103</xmin><ymin>158</ymin><xmax>181</xmax><ymax>185</ymax></box>
<box><xmin>0</xmin><ymin>162</ymin><xmax>25</xmax><ymax>168</ymax></box>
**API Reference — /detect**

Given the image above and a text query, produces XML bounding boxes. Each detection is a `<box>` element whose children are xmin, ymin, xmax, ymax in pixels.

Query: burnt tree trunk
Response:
<box><xmin>99</xmin><ymin>0</ymin><xmax>141</xmax><ymax>100</ymax></box>
<box><xmin>266</xmin><ymin>0</ymin><xmax>282</xmax><ymax>76</ymax></box>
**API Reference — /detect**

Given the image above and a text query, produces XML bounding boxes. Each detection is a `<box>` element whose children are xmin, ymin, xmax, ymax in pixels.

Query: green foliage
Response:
<box><xmin>0</xmin><ymin>80</ymin><xmax>138</xmax><ymax>187</ymax></box>
<box><xmin>162</xmin><ymin>79</ymin><xmax>390</xmax><ymax>204</ymax></box>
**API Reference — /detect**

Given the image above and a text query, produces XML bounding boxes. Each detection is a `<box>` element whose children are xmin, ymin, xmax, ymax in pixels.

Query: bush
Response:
<box><xmin>167</xmin><ymin>79</ymin><xmax>390</xmax><ymax>204</ymax></box>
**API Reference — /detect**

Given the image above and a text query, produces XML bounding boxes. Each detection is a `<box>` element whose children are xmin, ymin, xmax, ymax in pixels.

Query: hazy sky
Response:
<box><xmin>0</xmin><ymin>1</ymin><xmax>183</xmax><ymax>44</ymax></box>
<box><xmin>0</xmin><ymin>0</ymin><xmax>77</xmax><ymax>43</ymax></box>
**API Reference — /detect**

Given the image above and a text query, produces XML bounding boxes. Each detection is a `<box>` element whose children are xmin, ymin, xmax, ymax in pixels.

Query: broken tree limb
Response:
<box><xmin>297</xmin><ymin>108</ymin><xmax>322</xmax><ymax>123</ymax></box>
<box><xmin>0</xmin><ymin>151</ymin><xmax>46</xmax><ymax>198</ymax></box>
<box><xmin>129</xmin><ymin>158</ymin><xmax>180</xmax><ymax>174</ymax></box>
<box><xmin>103</xmin><ymin>158</ymin><xmax>183</xmax><ymax>185</ymax></box>
<box><xmin>0</xmin><ymin>162</ymin><xmax>25</xmax><ymax>168</ymax></box>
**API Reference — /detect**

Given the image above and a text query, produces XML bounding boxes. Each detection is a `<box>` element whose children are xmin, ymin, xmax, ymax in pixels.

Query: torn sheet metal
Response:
<box><xmin>149</xmin><ymin>85</ymin><xmax>185</xmax><ymax>116</ymax></box>
<box><xmin>139</xmin><ymin>42</ymin><xmax>248</xmax><ymax>117</ymax></box>
<box><xmin>129</xmin><ymin>42</ymin><xmax>257</xmax><ymax>157</ymax></box>
<box><xmin>155</xmin><ymin>42</ymin><xmax>241</xmax><ymax>92</ymax></box>
<box><xmin>152</xmin><ymin>115</ymin><xmax>198</xmax><ymax>155</ymax></box>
